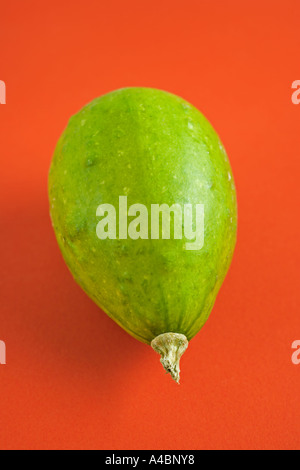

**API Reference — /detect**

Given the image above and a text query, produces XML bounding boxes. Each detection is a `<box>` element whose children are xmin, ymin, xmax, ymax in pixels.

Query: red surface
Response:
<box><xmin>0</xmin><ymin>0</ymin><xmax>300</xmax><ymax>450</ymax></box>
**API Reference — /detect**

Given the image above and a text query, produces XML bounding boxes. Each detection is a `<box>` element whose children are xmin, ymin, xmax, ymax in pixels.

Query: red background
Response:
<box><xmin>0</xmin><ymin>0</ymin><xmax>300</xmax><ymax>450</ymax></box>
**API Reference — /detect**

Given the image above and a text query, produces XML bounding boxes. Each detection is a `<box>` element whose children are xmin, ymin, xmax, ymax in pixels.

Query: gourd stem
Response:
<box><xmin>151</xmin><ymin>332</ymin><xmax>188</xmax><ymax>384</ymax></box>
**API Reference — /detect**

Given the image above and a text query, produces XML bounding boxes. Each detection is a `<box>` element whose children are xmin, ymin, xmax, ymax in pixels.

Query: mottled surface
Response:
<box><xmin>49</xmin><ymin>88</ymin><xmax>237</xmax><ymax>344</ymax></box>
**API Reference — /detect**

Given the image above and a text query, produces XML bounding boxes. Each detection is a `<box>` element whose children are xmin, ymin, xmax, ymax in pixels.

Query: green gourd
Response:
<box><xmin>48</xmin><ymin>87</ymin><xmax>237</xmax><ymax>382</ymax></box>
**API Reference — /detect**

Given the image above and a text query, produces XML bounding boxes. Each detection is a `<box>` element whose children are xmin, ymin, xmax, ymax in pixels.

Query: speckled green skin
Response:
<box><xmin>49</xmin><ymin>88</ymin><xmax>237</xmax><ymax>345</ymax></box>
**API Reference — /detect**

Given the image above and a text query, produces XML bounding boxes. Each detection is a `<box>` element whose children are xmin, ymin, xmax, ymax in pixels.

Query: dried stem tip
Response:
<box><xmin>151</xmin><ymin>332</ymin><xmax>188</xmax><ymax>384</ymax></box>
